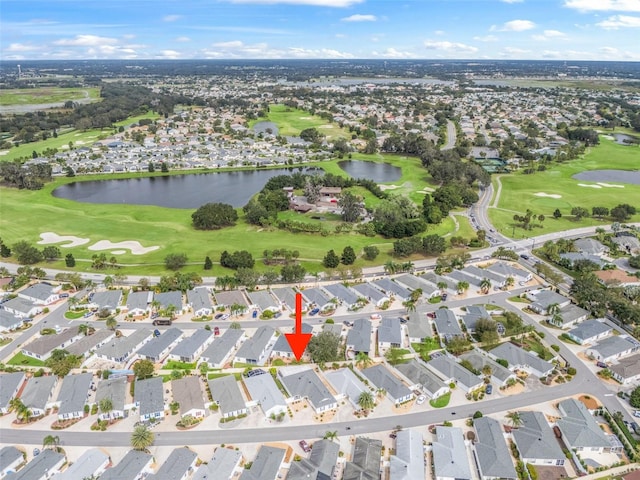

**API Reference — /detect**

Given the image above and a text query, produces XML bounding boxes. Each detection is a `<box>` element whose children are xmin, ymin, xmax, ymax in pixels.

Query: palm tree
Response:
<box><xmin>357</xmin><ymin>391</ymin><xmax>375</xmax><ymax>412</ymax></box>
<box><xmin>103</xmin><ymin>276</ymin><xmax>114</xmax><ymax>288</ymax></box>
<box><xmin>384</xmin><ymin>261</ymin><xmax>398</xmax><ymax>275</ymax></box>
<box><xmin>506</xmin><ymin>411</ymin><xmax>522</xmax><ymax>428</ymax></box>
<box><xmin>10</xmin><ymin>398</ymin><xmax>32</xmax><ymax>423</ymax></box>
<box><xmin>105</xmin><ymin>317</ymin><xmax>117</xmax><ymax>331</ymax></box>
<box><xmin>403</xmin><ymin>300</ymin><xmax>416</xmax><ymax>313</ymax></box>
<box><xmin>480</xmin><ymin>278</ymin><xmax>492</xmax><ymax>294</ymax></box>
<box><xmin>457</xmin><ymin>281</ymin><xmax>469</xmax><ymax>295</ymax></box>
<box><xmin>324</xmin><ymin>430</ymin><xmax>338</xmax><ymax>441</ymax></box>
<box><xmin>130</xmin><ymin>424</ymin><xmax>155</xmax><ymax>451</ymax></box>
<box><xmin>481</xmin><ymin>365</ymin><xmax>493</xmax><ymax>377</ymax></box>
<box><xmin>42</xmin><ymin>434</ymin><xmax>60</xmax><ymax>451</ymax></box>
<box><xmin>401</xmin><ymin>262</ymin><xmax>414</xmax><ymax>273</ymax></box>
<box><xmin>376</xmin><ymin>388</ymin><xmax>387</xmax><ymax>399</ymax></box>
<box><xmin>505</xmin><ymin>276</ymin><xmax>515</xmax><ymax>289</ymax></box>
<box><xmin>165</xmin><ymin>304</ymin><xmax>177</xmax><ymax>319</ymax></box>
<box><xmin>356</xmin><ymin>352</ymin><xmax>372</xmax><ymax>368</ymax></box>
<box><xmin>99</xmin><ymin>398</ymin><xmax>113</xmax><ymax>419</ymax></box>
<box><xmin>409</xmin><ymin>288</ymin><xmax>423</xmax><ymax>303</ymax></box>
<box><xmin>547</xmin><ymin>303</ymin><xmax>560</xmax><ymax>315</ymax></box>
<box><xmin>78</xmin><ymin>323</ymin><xmax>89</xmax><ymax>336</ymax></box>
<box><xmin>67</xmin><ymin>296</ymin><xmax>79</xmax><ymax>311</ymax></box>
<box><xmin>437</xmin><ymin>282</ymin><xmax>447</xmax><ymax>294</ymax></box>
<box><xmin>150</xmin><ymin>300</ymin><xmax>161</xmax><ymax>316</ymax></box>
<box><xmin>229</xmin><ymin>321</ymin><xmax>241</xmax><ymax>330</ymax></box>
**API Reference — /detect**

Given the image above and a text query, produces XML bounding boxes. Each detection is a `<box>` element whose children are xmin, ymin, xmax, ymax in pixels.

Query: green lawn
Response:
<box><xmin>7</xmin><ymin>352</ymin><xmax>45</xmax><ymax>367</ymax></box>
<box><xmin>489</xmin><ymin>137</ymin><xmax>640</xmax><ymax>238</ymax></box>
<box><xmin>429</xmin><ymin>392</ymin><xmax>451</xmax><ymax>408</ymax></box>
<box><xmin>64</xmin><ymin>310</ymin><xmax>88</xmax><ymax>319</ymax></box>
<box><xmin>249</xmin><ymin>104</ymin><xmax>350</xmax><ymax>140</ymax></box>
<box><xmin>164</xmin><ymin>361</ymin><xmax>196</xmax><ymax>370</ymax></box>
<box><xmin>0</xmin><ymin>87</ymin><xmax>101</xmax><ymax>106</ymax></box>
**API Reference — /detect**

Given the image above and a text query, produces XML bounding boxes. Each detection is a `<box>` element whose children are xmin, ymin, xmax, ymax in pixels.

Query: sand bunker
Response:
<box><xmin>88</xmin><ymin>240</ymin><xmax>159</xmax><ymax>255</ymax></box>
<box><xmin>578</xmin><ymin>184</ymin><xmax>602</xmax><ymax>189</ymax></box>
<box><xmin>110</xmin><ymin>250</ymin><xmax>127</xmax><ymax>255</ymax></box>
<box><xmin>38</xmin><ymin>232</ymin><xmax>90</xmax><ymax>248</ymax></box>
<box><xmin>597</xmin><ymin>182</ymin><xmax>624</xmax><ymax>188</ymax></box>
<box><xmin>533</xmin><ymin>192</ymin><xmax>562</xmax><ymax>199</ymax></box>
<box><xmin>379</xmin><ymin>184</ymin><xmax>400</xmax><ymax>191</ymax></box>
<box><xmin>318</xmin><ymin>125</ymin><xmax>334</xmax><ymax>129</ymax></box>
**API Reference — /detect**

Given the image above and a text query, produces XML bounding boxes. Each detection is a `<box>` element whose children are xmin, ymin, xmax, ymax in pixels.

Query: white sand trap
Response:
<box><xmin>533</xmin><ymin>192</ymin><xmax>562</xmax><ymax>199</ymax></box>
<box><xmin>75</xmin><ymin>140</ymin><xmax>86</xmax><ymax>145</ymax></box>
<box><xmin>299</xmin><ymin>116</ymin><xmax>312</xmax><ymax>120</ymax></box>
<box><xmin>88</xmin><ymin>240</ymin><xmax>159</xmax><ymax>255</ymax></box>
<box><xmin>578</xmin><ymin>184</ymin><xmax>602</xmax><ymax>189</ymax></box>
<box><xmin>0</xmin><ymin>150</ymin><xmax>9</xmax><ymax>156</ymax></box>
<box><xmin>109</xmin><ymin>250</ymin><xmax>127</xmax><ymax>255</ymax></box>
<box><xmin>38</xmin><ymin>232</ymin><xmax>90</xmax><ymax>248</ymax></box>
<box><xmin>418</xmin><ymin>187</ymin><xmax>435</xmax><ymax>193</ymax></box>
<box><xmin>379</xmin><ymin>184</ymin><xmax>400</xmax><ymax>191</ymax></box>
<box><xmin>597</xmin><ymin>182</ymin><xmax>624</xmax><ymax>188</ymax></box>
<box><xmin>318</xmin><ymin>125</ymin><xmax>333</xmax><ymax>129</ymax></box>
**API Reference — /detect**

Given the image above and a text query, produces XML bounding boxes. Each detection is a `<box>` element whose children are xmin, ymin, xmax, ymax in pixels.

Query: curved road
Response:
<box><xmin>441</xmin><ymin>120</ymin><xmax>457</xmax><ymax>150</ymax></box>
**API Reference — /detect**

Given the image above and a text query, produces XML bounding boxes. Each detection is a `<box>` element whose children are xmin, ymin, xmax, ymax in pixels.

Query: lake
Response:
<box><xmin>337</xmin><ymin>160</ymin><xmax>402</xmax><ymax>183</ymax></box>
<box><xmin>572</xmin><ymin>170</ymin><xmax>640</xmax><ymax>185</ymax></box>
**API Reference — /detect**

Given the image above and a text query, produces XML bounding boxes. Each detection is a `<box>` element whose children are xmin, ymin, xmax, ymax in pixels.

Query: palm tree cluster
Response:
<box><xmin>10</xmin><ymin>398</ymin><xmax>33</xmax><ymax>423</ymax></box>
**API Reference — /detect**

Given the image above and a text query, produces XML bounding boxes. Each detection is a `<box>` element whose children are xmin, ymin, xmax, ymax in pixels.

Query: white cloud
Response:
<box><xmin>502</xmin><ymin>47</ymin><xmax>530</xmax><ymax>54</ymax></box>
<box><xmin>372</xmin><ymin>48</ymin><xmax>416</xmax><ymax>58</ymax></box>
<box><xmin>600</xmin><ymin>46</ymin><xmax>620</xmax><ymax>55</ymax></box>
<box><xmin>227</xmin><ymin>0</ymin><xmax>363</xmax><ymax>6</ymax></box>
<box><xmin>341</xmin><ymin>14</ymin><xmax>377</xmax><ymax>22</ymax></box>
<box><xmin>53</xmin><ymin>35</ymin><xmax>118</xmax><ymax>46</ymax></box>
<box><xmin>490</xmin><ymin>19</ymin><xmax>536</xmax><ymax>31</ymax></box>
<box><xmin>158</xmin><ymin>49</ymin><xmax>181</xmax><ymax>58</ymax></box>
<box><xmin>532</xmin><ymin>29</ymin><xmax>567</xmax><ymax>40</ymax></box>
<box><xmin>501</xmin><ymin>0</ymin><xmax>524</xmax><ymax>3</ymax></box>
<box><xmin>596</xmin><ymin>14</ymin><xmax>640</xmax><ymax>28</ymax></box>
<box><xmin>564</xmin><ymin>0</ymin><xmax>640</xmax><ymax>12</ymax></box>
<box><xmin>204</xmin><ymin>40</ymin><xmax>353</xmax><ymax>58</ymax></box>
<box><xmin>542</xmin><ymin>50</ymin><xmax>562</xmax><ymax>58</ymax></box>
<box><xmin>176</xmin><ymin>36</ymin><xmax>191</xmax><ymax>42</ymax></box>
<box><xmin>163</xmin><ymin>15</ymin><xmax>183</xmax><ymax>22</ymax></box>
<box><xmin>424</xmin><ymin>40</ymin><xmax>478</xmax><ymax>53</ymax></box>
<box><xmin>473</xmin><ymin>34</ymin><xmax>498</xmax><ymax>42</ymax></box>
<box><xmin>5</xmin><ymin>43</ymin><xmax>36</xmax><ymax>52</ymax></box>
<box><xmin>212</xmin><ymin>40</ymin><xmax>246</xmax><ymax>48</ymax></box>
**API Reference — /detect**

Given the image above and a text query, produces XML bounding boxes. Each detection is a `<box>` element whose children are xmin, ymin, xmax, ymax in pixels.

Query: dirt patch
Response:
<box><xmin>500</xmin><ymin>383</ymin><xmax>525</xmax><ymax>396</ymax></box>
<box><xmin>578</xmin><ymin>395</ymin><xmax>600</xmax><ymax>410</ymax></box>
<box><xmin>314</xmin><ymin>409</ymin><xmax>337</xmax><ymax>424</ymax></box>
<box><xmin>533</xmin><ymin>465</ymin><xmax>568</xmax><ymax>480</ymax></box>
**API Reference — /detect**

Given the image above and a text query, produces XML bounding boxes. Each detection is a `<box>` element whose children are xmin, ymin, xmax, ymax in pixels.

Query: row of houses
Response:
<box><xmin>1</xmin><ymin>283</ymin><xmax>63</xmax><ymax>322</ymax></box>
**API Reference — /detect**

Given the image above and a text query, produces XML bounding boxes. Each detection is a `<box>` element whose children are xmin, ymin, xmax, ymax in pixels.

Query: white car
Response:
<box><xmin>370</xmin><ymin>314</ymin><xmax>382</xmax><ymax>320</ymax></box>
<box><xmin>416</xmin><ymin>395</ymin><xmax>426</xmax><ymax>405</ymax></box>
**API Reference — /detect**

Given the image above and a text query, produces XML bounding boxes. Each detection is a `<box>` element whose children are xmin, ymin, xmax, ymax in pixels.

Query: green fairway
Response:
<box><xmin>249</xmin><ymin>104</ymin><xmax>350</xmax><ymax>140</ymax></box>
<box><xmin>489</xmin><ymin>137</ymin><xmax>640</xmax><ymax>238</ymax></box>
<box><xmin>0</xmin><ymin>87</ymin><xmax>101</xmax><ymax>106</ymax></box>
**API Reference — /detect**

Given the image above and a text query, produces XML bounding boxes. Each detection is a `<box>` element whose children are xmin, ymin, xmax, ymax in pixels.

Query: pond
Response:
<box><xmin>613</xmin><ymin>133</ymin><xmax>639</xmax><ymax>145</ymax></box>
<box><xmin>337</xmin><ymin>160</ymin><xmax>402</xmax><ymax>183</ymax></box>
<box><xmin>572</xmin><ymin>170</ymin><xmax>640</xmax><ymax>185</ymax></box>
<box><xmin>53</xmin><ymin>168</ymin><xmax>318</xmax><ymax>209</ymax></box>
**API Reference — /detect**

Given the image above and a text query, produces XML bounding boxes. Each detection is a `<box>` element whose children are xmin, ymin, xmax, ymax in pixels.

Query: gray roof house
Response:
<box><xmin>18</xmin><ymin>283</ymin><xmax>59</xmax><ymax>305</ymax></box>
<box><xmin>390</xmin><ymin>429</ymin><xmax>425</xmax><ymax>480</ymax></box>
<box><xmin>88</xmin><ymin>290</ymin><xmax>123</xmax><ymax>313</ymax></box>
<box><xmin>279</xmin><ymin>366</ymin><xmax>337</xmax><ymax>413</ymax></box>
<box><xmin>99</xmin><ymin>450</ymin><xmax>153</xmax><ymax>480</ymax></box>
<box><xmin>346</xmin><ymin>318</ymin><xmax>372</xmax><ymax>355</ymax></box>
<box><xmin>361</xmin><ymin>364</ymin><xmax>412</xmax><ymax>405</ymax></box>
<box><xmin>247</xmin><ymin>290</ymin><xmax>279</xmax><ymax>313</ymax></box>
<box><xmin>271</xmin><ymin>287</ymin><xmax>297</xmax><ymax>311</ymax></box>
<box><xmin>610</xmin><ymin>353</ymin><xmax>640</xmax><ymax>385</ymax></box>
<box><xmin>187</xmin><ymin>288</ymin><xmax>214</xmax><ymax>317</ymax></box>
<box><xmin>433</xmin><ymin>309</ymin><xmax>464</xmax><ymax>340</ymax></box>
<box><xmin>525</xmin><ymin>290</ymin><xmax>571</xmax><ymax>314</ymax></box>
<box><xmin>172</xmin><ymin>376</ymin><xmax>206</xmax><ymax>418</ymax></box>
<box><xmin>407</xmin><ymin>309</ymin><xmax>432</xmax><ymax>343</ymax></box>
<box><xmin>54</xmin><ymin>448</ymin><xmax>109</xmax><ymax>480</ymax></box>
<box><xmin>1</xmin><ymin>296</ymin><xmax>42</xmax><ymax>318</ymax></box>
<box><xmin>560</xmin><ymin>252</ymin><xmax>608</xmax><ymax>269</ymax></box>
<box><xmin>396</xmin><ymin>359</ymin><xmax>449</xmax><ymax>399</ymax></box>
<box><xmin>213</xmin><ymin>290</ymin><xmax>249</xmax><ymax>308</ymax></box>
<box><xmin>9</xmin><ymin>450</ymin><xmax>64</xmax><ymax>480</ymax></box>
<box><xmin>489</xmin><ymin>342</ymin><xmax>554</xmax><ymax>378</ymax></box>
<box><xmin>20</xmin><ymin>375</ymin><xmax>57</xmax><ymax>417</ymax></box>
<box><xmin>134</xmin><ymin>377</ymin><xmax>165</xmax><ymax>421</ymax></box>
<box><xmin>95</xmin><ymin>329</ymin><xmax>153</xmax><ymax>363</ymax></box>
<box><xmin>396</xmin><ymin>273</ymin><xmax>440</xmax><ymax>297</ymax></box>
<box><xmin>136</xmin><ymin>327</ymin><xmax>183</xmax><ymax>363</ymax></box>
<box><xmin>325</xmin><ymin>368</ymin><xmax>370</xmax><ymax>410</ymax></box>
<box><xmin>427</xmin><ymin>355</ymin><xmax>484</xmax><ymax>393</ymax></box>
<box><xmin>371</xmin><ymin>278</ymin><xmax>411</xmax><ymax>301</ymax></box>
<box><xmin>343</xmin><ymin>438</ymin><xmax>382</xmax><ymax>480</ymax></box>
<box><xmin>154</xmin><ymin>291</ymin><xmax>184</xmax><ymax>314</ymax></box>
<box><xmin>271</xmin><ymin>323</ymin><xmax>313</xmax><ymax>359</ymax></box>
<box><xmin>192</xmin><ymin>448</ymin><xmax>243</xmax><ymax>480</ymax></box>
<box><xmin>301</xmin><ymin>288</ymin><xmax>332</xmax><ymax>309</ymax></box>
<box><xmin>168</xmin><ymin>329</ymin><xmax>214</xmax><ymax>363</ymax></box>
<box><xmin>200</xmin><ymin>328</ymin><xmax>245</xmax><ymax>369</ymax></box>
<box><xmin>487</xmin><ymin>262</ymin><xmax>532</xmax><ymax>282</ymax></box>
<box><xmin>0</xmin><ymin>446</ymin><xmax>24</xmax><ymax>479</ymax></box>
<box><xmin>460</xmin><ymin>350</ymin><xmax>516</xmax><ymax>386</ymax></box>
<box><xmin>463</xmin><ymin>265</ymin><xmax>507</xmax><ymax>287</ymax></box>
<box><xmin>557</xmin><ymin>398</ymin><xmax>611</xmax><ymax>453</ymax></box>
<box><xmin>239</xmin><ymin>446</ymin><xmax>286</xmax><ymax>480</ymax></box>
<box><xmin>585</xmin><ymin>335</ymin><xmax>639</xmax><ymax>363</ymax></box>
<box><xmin>351</xmin><ymin>283</ymin><xmax>388</xmax><ymax>307</ymax></box>
<box><xmin>575</xmin><ymin>238</ymin><xmax>608</xmax><ymax>256</ymax></box>
<box><xmin>126</xmin><ymin>291</ymin><xmax>152</xmax><ymax>316</ymax></box>
<box><xmin>95</xmin><ymin>376</ymin><xmax>127</xmax><ymax>421</ymax></box>
<box><xmin>420</xmin><ymin>272</ymin><xmax>457</xmax><ymax>293</ymax></box>
<box><xmin>433</xmin><ymin>426</ymin><xmax>472</xmax><ymax>480</ymax></box>
<box><xmin>512</xmin><ymin>411</ymin><xmax>565</xmax><ymax>465</ymax></box>
<box><xmin>473</xmin><ymin>417</ymin><xmax>518</xmax><ymax>480</ymax></box>
<box><xmin>234</xmin><ymin>325</ymin><xmax>276</xmax><ymax>366</ymax></box>
<box><xmin>611</xmin><ymin>235</ymin><xmax>640</xmax><ymax>254</ymax></box>
<box><xmin>0</xmin><ymin>310</ymin><xmax>23</xmax><ymax>332</ymax></box>
<box><xmin>446</xmin><ymin>269</ymin><xmax>484</xmax><ymax>288</ymax></box>
<box><xmin>288</xmin><ymin>439</ymin><xmax>339</xmax><ymax>480</ymax></box>
<box><xmin>65</xmin><ymin>329</ymin><xmax>115</xmax><ymax>358</ymax></box>
<box><xmin>322</xmin><ymin>283</ymin><xmax>359</xmax><ymax>308</ymax></box>
<box><xmin>0</xmin><ymin>372</ymin><xmax>26</xmax><ymax>414</ymax></box>
<box><xmin>56</xmin><ymin>373</ymin><xmax>92</xmax><ymax>420</ymax></box>
<box><xmin>461</xmin><ymin>307</ymin><xmax>491</xmax><ymax>334</ymax></box>
<box><xmin>208</xmin><ymin>375</ymin><xmax>248</xmax><ymax>418</ymax></box>
<box><xmin>243</xmin><ymin>372</ymin><xmax>287</xmax><ymax>418</ymax></box>
<box><xmin>21</xmin><ymin>327</ymin><xmax>83</xmax><ymax>361</ymax></box>
<box><xmin>567</xmin><ymin>320</ymin><xmax>612</xmax><ymax>345</ymax></box>
<box><xmin>377</xmin><ymin>317</ymin><xmax>402</xmax><ymax>349</ymax></box>
<box><xmin>147</xmin><ymin>448</ymin><xmax>197</xmax><ymax>480</ymax></box>
<box><xmin>548</xmin><ymin>303</ymin><xmax>590</xmax><ymax>329</ymax></box>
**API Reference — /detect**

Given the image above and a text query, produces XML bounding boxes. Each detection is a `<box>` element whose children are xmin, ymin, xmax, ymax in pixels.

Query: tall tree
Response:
<box><xmin>338</xmin><ymin>191</ymin><xmax>363</xmax><ymax>223</ymax></box>
<box><xmin>130</xmin><ymin>424</ymin><xmax>154</xmax><ymax>451</ymax></box>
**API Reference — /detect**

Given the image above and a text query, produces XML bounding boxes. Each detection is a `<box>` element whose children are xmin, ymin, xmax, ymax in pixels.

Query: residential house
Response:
<box><xmin>247</xmin><ymin>291</ymin><xmax>279</xmax><ymax>313</ymax></box>
<box><xmin>134</xmin><ymin>377</ymin><xmax>165</xmax><ymax>422</ymax></box>
<box><xmin>525</xmin><ymin>290</ymin><xmax>571</xmax><ymax>315</ymax></box>
<box><xmin>433</xmin><ymin>309</ymin><xmax>464</xmax><ymax>341</ymax></box>
<box><xmin>154</xmin><ymin>291</ymin><xmax>184</xmax><ymax>315</ymax></box>
<box><xmin>371</xmin><ymin>278</ymin><xmax>410</xmax><ymax>302</ymax></box>
<box><xmin>200</xmin><ymin>328</ymin><xmax>245</xmax><ymax>369</ymax></box>
<box><xmin>594</xmin><ymin>270</ymin><xmax>640</xmax><ymax>288</ymax></box>
<box><xmin>1</xmin><ymin>297</ymin><xmax>41</xmax><ymax>318</ymax></box>
<box><xmin>271</xmin><ymin>323</ymin><xmax>313</xmax><ymax>359</ymax></box>
<box><xmin>65</xmin><ymin>330</ymin><xmax>115</xmax><ymax>359</ymax></box>
<box><xmin>243</xmin><ymin>373</ymin><xmax>287</xmax><ymax>418</ymax></box>
<box><xmin>548</xmin><ymin>304</ymin><xmax>590</xmax><ymax>329</ymax></box>
<box><xmin>427</xmin><ymin>355</ymin><xmax>484</xmax><ymax>393</ymax></box>
<box><xmin>300</xmin><ymin>288</ymin><xmax>333</xmax><ymax>311</ymax></box>
<box><xmin>420</xmin><ymin>272</ymin><xmax>457</xmax><ymax>294</ymax></box>
<box><xmin>136</xmin><ymin>328</ymin><xmax>183</xmax><ymax>363</ymax></box>
<box><xmin>377</xmin><ymin>317</ymin><xmax>402</xmax><ymax>350</ymax></box>
<box><xmin>0</xmin><ymin>373</ymin><xmax>26</xmax><ymax>414</ymax></box>
<box><xmin>488</xmin><ymin>342</ymin><xmax>554</xmax><ymax>377</ymax></box>
<box><xmin>95</xmin><ymin>376</ymin><xmax>127</xmax><ymax>421</ymax></box>
<box><xmin>512</xmin><ymin>411</ymin><xmax>565</xmax><ymax>465</ymax></box>
<box><xmin>446</xmin><ymin>270</ymin><xmax>484</xmax><ymax>289</ymax></box>
<box><xmin>433</xmin><ymin>426</ymin><xmax>472</xmax><ymax>480</ymax></box>
<box><xmin>396</xmin><ymin>273</ymin><xmax>441</xmax><ymax>298</ymax></box>
<box><xmin>21</xmin><ymin>328</ymin><xmax>83</xmax><ymax>361</ymax></box>
<box><xmin>585</xmin><ymin>336</ymin><xmax>639</xmax><ymax>363</ymax></box>
<box><xmin>53</xmin><ymin>448</ymin><xmax>109</xmax><ymax>480</ymax></box>
<box><xmin>390</xmin><ymin>430</ymin><xmax>425</xmax><ymax>480</ymax></box>
<box><xmin>20</xmin><ymin>376</ymin><xmax>57</xmax><ymax>417</ymax></box>
<box><xmin>461</xmin><ymin>305</ymin><xmax>491</xmax><ymax>334</ymax></box>
<box><xmin>168</xmin><ymin>329</ymin><xmax>214</xmax><ymax>363</ymax></box>
<box><xmin>88</xmin><ymin>290</ymin><xmax>123</xmax><ymax>314</ymax></box>
<box><xmin>556</xmin><ymin>398</ymin><xmax>611</xmax><ymax>453</ymax></box>
<box><xmin>610</xmin><ymin>353</ymin><xmax>640</xmax><ymax>384</ymax></box>
<box><xmin>0</xmin><ymin>310</ymin><xmax>23</xmax><ymax>333</ymax></box>
<box><xmin>100</xmin><ymin>450</ymin><xmax>154</xmax><ymax>480</ymax></box>
<box><xmin>187</xmin><ymin>288</ymin><xmax>214</xmax><ymax>317</ymax></box>
<box><xmin>459</xmin><ymin>351</ymin><xmax>516</xmax><ymax>387</ymax></box>
<box><xmin>325</xmin><ymin>368</ymin><xmax>371</xmax><ymax>410</ymax></box>
<box><xmin>172</xmin><ymin>376</ymin><xmax>206</xmax><ymax>419</ymax></box>
<box><xmin>9</xmin><ymin>450</ymin><xmax>64</xmax><ymax>480</ymax></box>
<box><xmin>55</xmin><ymin>373</ymin><xmax>92</xmax><ymax>420</ymax></box>
<box><xmin>17</xmin><ymin>283</ymin><xmax>59</xmax><ymax>306</ymax></box>
<box><xmin>343</xmin><ymin>438</ymin><xmax>382</xmax><ymax>480</ymax></box>
<box><xmin>473</xmin><ymin>417</ymin><xmax>518</xmax><ymax>480</ymax></box>
<box><xmin>288</xmin><ymin>439</ymin><xmax>339</xmax><ymax>480</ymax></box>
<box><xmin>95</xmin><ymin>329</ymin><xmax>153</xmax><ymax>364</ymax></box>
<box><xmin>396</xmin><ymin>359</ymin><xmax>449</xmax><ymax>399</ymax></box>
<box><xmin>487</xmin><ymin>262</ymin><xmax>533</xmax><ymax>283</ymax></box>
<box><xmin>234</xmin><ymin>325</ymin><xmax>276</xmax><ymax>366</ymax></box>
<box><xmin>611</xmin><ymin>235</ymin><xmax>640</xmax><ymax>255</ymax></box>
<box><xmin>271</xmin><ymin>287</ymin><xmax>297</xmax><ymax>312</ymax></box>
<box><xmin>0</xmin><ymin>446</ymin><xmax>24</xmax><ymax>479</ymax></box>
<box><xmin>575</xmin><ymin>238</ymin><xmax>608</xmax><ymax>256</ymax></box>
<box><xmin>239</xmin><ymin>446</ymin><xmax>286</xmax><ymax>480</ymax></box>
<box><xmin>361</xmin><ymin>364</ymin><xmax>413</xmax><ymax>405</ymax></box>
<box><xmin>279</xmin><ymin>366</ymin><xmax>337</xmax><ymax>414</ymax></box>
<box><xmin>147</xmin><ymin>448</ymin><xmax>197</xmax><ymax>480</ymax></box>
<box><xmin>407</xmin><ymin>310</ymin><xmax>432</xmax><ymax>343</ymax></box>
<box><xmin>567</xmin><ymin>320</ymin><xmax>612</xmax><ymax>345</ymax></box>
<box><xmin>323</xmin><ymin>322</ymin><xmax>345</xmax><ymax>338</ymax></box>
<box><xmin>559</xmin><ymin>252</ymin><xmax>607</xmax><ymax>269</ymax></box>
<box><xmin>126</xmin><ymin>291</ymin><xmax>152</xmax><ymax>317</ymax></box>
<box><xmin>208</xmin><ymin>375</ymin><xmax>247</xmax><ymax>419</ymax></box>
<box><xmin>346</xmin><ymin>318</ymin><xmax>372</xmax><ymax>355</ymax></box>
<box><xmin>192</xmin><ymin>448</ymin><xmax>242</xmax><ymax>480</ymax></box>
<box><xmin>351</xmin><ymin>283</ymin><xmax>389</xmax><ymax>308</ymax></box>
<box><xmin>213</xmin><ymin>290</ymin><xmax>249</xmax><ymax>309</ymax></box>
<box><xmin>322</xmin><ymin>283</ymin><xmax>359</xmax><ymax>309</ymax></box>
<box><xmin>463</xmin><ymin>266</ymin><xmax>507</xmax><ymax>289</ymax></box>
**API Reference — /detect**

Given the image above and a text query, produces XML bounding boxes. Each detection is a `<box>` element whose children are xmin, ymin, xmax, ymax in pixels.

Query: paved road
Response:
<box><xmin>441</xmin><ymin>120</ymin><xmax>457</xmax><ymax>151</ymax></box>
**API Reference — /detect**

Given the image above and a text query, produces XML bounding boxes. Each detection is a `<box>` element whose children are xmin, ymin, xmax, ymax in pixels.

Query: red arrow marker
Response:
<box><xmin>285</xmin><ymin>293</ymin><xmax>312</xmax><ymax>361</ymax></box>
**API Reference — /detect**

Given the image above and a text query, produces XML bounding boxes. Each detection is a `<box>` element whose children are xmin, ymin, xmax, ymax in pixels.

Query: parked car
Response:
<box><xmin>213</xmin><ymin>326</ymin><xmax>220</xmax><ymax>336</ymax></box>
<box><xmin>83</xmin><ymin>311</ymin><xmax>93</xmax><ymax>318</ymax></box>
<box><xmin>299</xmin><ymin>440</ymin><xmax>311</xmax><ymax>453</ymax></box>
<box><xmin>33</xmin><ymin>448</ymin><xmax>40</xmax><ymax>456</ymax></box>
<box><xmin>426</xmin><ymin>312</ymin><xmax>436</xmax><ymax>319</ymax></box>
<box><xmin>343</xmin><ymin>320</ymin><xmax>354</xmax><ymax>327</ymax></box>
<box><xmin>309</xmin><ymin>308</ymin><xmax>320</xmax><ymax>316</ymax></box>
<box><xmin>153</xmin><ymin>329</ymin><xmax>161</xmax><ymax>337</ymax></box>
<box><xmin>214</xmin><ymin>313</ymin><xmax>225</xmax><ymax>320</ymax></box>
<box><xmin>220</xmin><ymin>313</ymin><xmax>230</xmax><ymax>321</ymax></box>
<box><xmin>485</xmin><ymin>384</ymin><xmax>493</xmax><ymax>395</ymax></box>
<box><xmin>370</xmin><ymin>313</ymin><xmax>381</xmax><ymax>320</ymax></box>
<box><xmin>389</xmin><ymin>433</ymin><xmax>397</xmax><ymax>439</ymax></box>
<box><xmin>597</xmin><ymin>361</ymin><xmax>607</xmax><ymax>368</ymax></box>
<box><xmin>520</xmin><ymin>254</ymin><xmax>529</xmax><ymax>260</ymax></box>
<box><xmin>441</xmin><ymin>293</ymin><xmax>448</xmax><ymax>301</ymax></box>
<box><xmin>245</xmin><ymin>369</ymin><xmax>266</xmax><ymax>378</ymax></box>
<box><xmin>151</xmin><ymin>312</ymin><xmax>159</xmax><ymax>319</ymax></box>
<box><xmin>60</xmin><ymin>293</ymin><xmax>69</xmax><ymax>298</ymax></box>
<box><xmin>416</xmin><ymin>395</ymin><xmax>426</xmax><ymax>405</ymax></box>
<box><xmin>274</xmin><ymin>312</ymin><xmax>282</xmax><ymax>318</ymax></box>
<box><xmin>633</xmin><ymin>410</ymin><xmax>640</xmax><ymax>418</ymax></box>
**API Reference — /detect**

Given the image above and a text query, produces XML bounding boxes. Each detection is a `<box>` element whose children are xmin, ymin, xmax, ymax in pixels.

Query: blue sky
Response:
<box><xmin>1</xmin><ymin>0</ymin><xmax>639</xmax><ymax>61</ymax></box>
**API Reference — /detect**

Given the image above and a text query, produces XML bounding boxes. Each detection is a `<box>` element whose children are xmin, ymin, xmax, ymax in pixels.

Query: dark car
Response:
<box><xmin>309</xmin><ymin>308</ymin><xmax>320</xmax><ymax>316</ymax></box>
<box><xmin>485</xmin><ymin>384</ymin><xmax>493</xmax><ymax>395</ymax></box>
<box><xmin>520</xmin><ymin>254</ymin><xmax>529</xmax><ymax>260</ymax></box>
<box><xmin>299</xmin><ymin>440</ymin><xmax>311</xmax><ymax>453</ymax></box>
<box><xmin>597</xmin><ymin>361</ymin><xmax>607</xmax><ymax>368</ymax></box>
<box><xmin>214</xmin><ymin>313</ymin><xmax>224</xmax><ymax>320</ymax></box>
